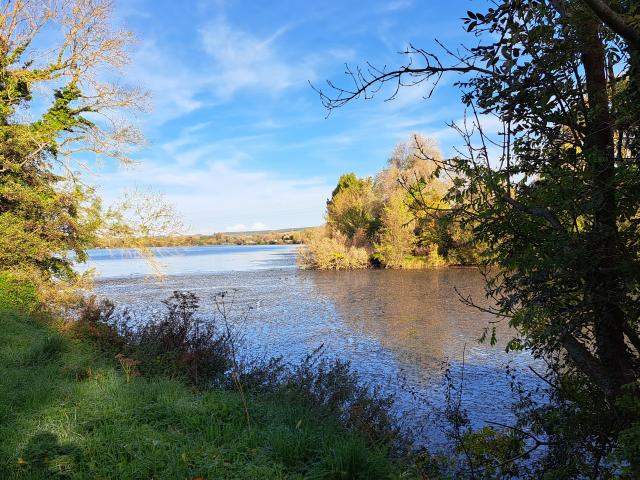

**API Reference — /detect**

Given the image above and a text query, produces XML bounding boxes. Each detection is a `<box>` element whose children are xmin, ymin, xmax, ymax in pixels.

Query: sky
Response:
<box><xmin>94</xmin><ymin>0</ymin><xmax>479</xmax><ymax>233</ymax></box>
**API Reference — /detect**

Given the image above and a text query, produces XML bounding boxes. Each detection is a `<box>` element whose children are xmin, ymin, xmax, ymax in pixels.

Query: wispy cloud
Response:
<box><xmin>379</xmin><ymin>0</ymin><xmax>413</xmax><ymax>12</ymax></box>
<box><xmin>126</xmin><ymin>39</ymin><xmax>209</xmax><ymax>124</ymax></box>
<box><xmin>124</xmin><ymin>16</ymin><xmax>333</xmax><ymax>127</ymax></box>
<box><xmin>200</xmin><ymin>17</ymin><xmax>317</xmax><ymax>99</ymax></box>
<box><xmin>97</xmin><ymin>159</ymin><xmax>330</xmax><ymax>233</ymax></box>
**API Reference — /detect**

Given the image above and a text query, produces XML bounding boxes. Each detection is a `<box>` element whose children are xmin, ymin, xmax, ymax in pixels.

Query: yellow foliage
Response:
<box><xmin>298</xmin><ymin>230</ymin><xmax>370</xmax><ymax>270</ymax></box>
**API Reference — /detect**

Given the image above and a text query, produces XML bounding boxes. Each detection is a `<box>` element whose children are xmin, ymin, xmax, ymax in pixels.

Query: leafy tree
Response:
<box><xmin>375</xmin><ymin>134</ymin><xmax>457</xmax><ymax>266</ymax></box>
<box><xmin>309</xmin><ymin>136</ymin><xmax>477</xmax><ymax>269</ymax></box>
<box><xmin>330</xmin><ymin>172</ymin><xmax>362</xmax><ymax>198</ymax></box>
<box><xmin>373</xmin><ymin>190</ymin><xmax>415</xmax><ymax>268</ymax></box>
<box><xmin>0</xmin><ymin>1</ymin><xmax>145</xmax><ymax>305</ymax></box>
<box><xmin>326</xmin><ymin>173</ymin><xmax>378</xmax><ymax>243</ymax></box>
<box><xmin>374</xmin><ymin>134</ymin><xmax>443</xmax><ymax>202</ymax></box>
<box><xmin>316</xmin><ymin>0</ymin><xmax>640</xmax><ymax>472</ymax></box>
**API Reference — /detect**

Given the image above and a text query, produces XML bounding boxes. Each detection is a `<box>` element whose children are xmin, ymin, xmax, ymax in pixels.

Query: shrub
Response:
<box><xmin>75</xmin><ymin>292</ymin><xmax>232</xmax><ymax>387</ymax></box>
<box><xmin>71</xmin><ymin>296</ymin><xmax>129</xmax><ymax>352</ymax></box>
<box><xmin>285</xmin><ymin>348</ymin><xmax>396</xmax><ymax>444</ymax></box>
<box><xmin>299</xmin><ymin>235</ymin><xmax>370</xmax><ymax>270</ymax></box>
<box><xmin>238</xmin><ymin>346</ymin><xmax>397</xmax><ymax>446</ymax></box>
<box><xmin>401</xmin><ymin>250</ymin><xmax>446</xmax><ymax>269</ymax></box>
<box><xmin>0</xmin><ymin>271</ymin><xmax>38</xmax><ymax>313</ymax></box>
<box><xmin>134</xmin><ymin>291</ymin><xmax>233</xmax><ymax>386</ymax></box>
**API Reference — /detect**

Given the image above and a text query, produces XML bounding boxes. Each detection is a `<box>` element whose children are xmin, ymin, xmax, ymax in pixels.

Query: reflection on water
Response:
<box><xmin>88</xmin><ymin>245</ymin><xmax>541</xmax><ymax>447</ymax></box>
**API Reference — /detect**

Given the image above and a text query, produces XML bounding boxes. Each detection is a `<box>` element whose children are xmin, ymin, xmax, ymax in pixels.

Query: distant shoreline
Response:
<box><xmin>92</xmin><ymin>228</ymin><xmax>316</xmax><ymax>249</ymax></box>
<box><xmin>89</xmin><ymin>243</ymin><xmax>301</xmax><ymax>251</ymax></box>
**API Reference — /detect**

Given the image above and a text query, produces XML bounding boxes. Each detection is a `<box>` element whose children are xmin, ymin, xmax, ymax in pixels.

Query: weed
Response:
<box><xmin>115</xmin><ymin>353</ymin><xmax>141</xmax><ymax>383</ymax></box>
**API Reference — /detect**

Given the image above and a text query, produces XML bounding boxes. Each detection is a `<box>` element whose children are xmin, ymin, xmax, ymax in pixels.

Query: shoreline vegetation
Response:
<box><xmin>92</xmin><ymin>228</ymin><xmax>309</xmax><ymax>249</ymax></box>
<box><xmin>298</xmin><ymin>135</ymin><xmax>480</xmax><ymax>271</ymax></box>
<box><xmin>2</xmin><ymin>0</ymin><xmax>640</xmax><ymax>477</ymax></box>
<box><xmin>0</xmin><ymin>296</ymin><xmax>414</xmax><ymax>479</ymax></box>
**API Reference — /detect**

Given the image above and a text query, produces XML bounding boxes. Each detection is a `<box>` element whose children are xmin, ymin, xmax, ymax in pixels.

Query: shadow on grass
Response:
<box><xmin>20</xmin><ymin>432</ymin><xmax>82</xmax><ymax>478</ymax></box>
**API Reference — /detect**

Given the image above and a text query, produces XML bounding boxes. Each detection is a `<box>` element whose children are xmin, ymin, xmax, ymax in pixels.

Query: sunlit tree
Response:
<box><xmin>373</xmin><ymin>190</ymin><xmax>415</xmax><ymax>268</ymax></box>
<box><xmin>326</xmin><ymin>173</ymin><xmax>378</xmax><ymax>245</ymax></box>
<box><xmin>0</xmin><ymin>0</ymin><xmax>146</xmax><ymax>305</ymax></box>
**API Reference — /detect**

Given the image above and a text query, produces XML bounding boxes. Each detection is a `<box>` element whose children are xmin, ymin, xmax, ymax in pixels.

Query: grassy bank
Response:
<box><xmin>0</xmin><ymin>310</ymin><xmax>409</xmax><ymax>479</ymax></box>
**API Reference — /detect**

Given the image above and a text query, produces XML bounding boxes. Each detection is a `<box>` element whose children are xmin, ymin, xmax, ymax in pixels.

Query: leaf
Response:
<box><xmin>490</xmin><ymin>327</ymin><xmax>497</xmax><ymax>346</ymax></box>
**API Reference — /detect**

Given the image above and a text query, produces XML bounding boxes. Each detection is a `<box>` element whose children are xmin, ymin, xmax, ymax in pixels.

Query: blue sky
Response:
<box><xmin>97</xmin><ymin>0</ymin><xmax>479</xmax><ymax>233</ymax></box>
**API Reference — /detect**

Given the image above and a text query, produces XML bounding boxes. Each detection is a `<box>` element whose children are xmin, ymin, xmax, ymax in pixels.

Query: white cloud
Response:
<box><xmin>199</xmin><ymin>17</ymin><xmax>317</xmax><ymax>98</ymax></box>
<box><xmin>96</xmin><ymin>152</ymin><xmax>330</xmax><ymax>233</ymax></box>
<box><xmin>122</xmin><ymin>17</ymin><xmax>327</xmax><ymax>127</ymax></box>
<box><xmin>226</xmin><ymin>222</ymin><xmax>268</xmax><ymax>232</ymax></box>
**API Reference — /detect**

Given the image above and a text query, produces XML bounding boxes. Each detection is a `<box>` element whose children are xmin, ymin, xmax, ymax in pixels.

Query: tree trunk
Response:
<box><xmin>577</xmin><ymin>11</ymin><xmax>634</xmax><ymax>396</ymax></box>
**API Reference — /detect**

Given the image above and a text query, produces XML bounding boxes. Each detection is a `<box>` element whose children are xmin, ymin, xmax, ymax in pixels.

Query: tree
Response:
<box><xmin>0</xmin><ymin>0</ymin><xmax>145</xmax><ymax>305</ymax></box>
<box><xmin>374</xmin><ymin>134</ymin><xmax>443</xmax><ymax>202</ymax></box>
<box><xmin>374</xmin><ymin>134</ymin><xmax>451</xmax><ymax>266</ymax></box>
<box><xmin>315</xmin><ymin>0</ymin><xmax>640</xmax><ymax>472</ymax></box>
<box><xmin>326</xmin><ymin>173</ymin><xmax>378</xmax><ymax>243</ymax></box>
<box><xmin>373</xmin><ymin>190</ymin><xmax>415</xmax><ymax>268</ymax></box>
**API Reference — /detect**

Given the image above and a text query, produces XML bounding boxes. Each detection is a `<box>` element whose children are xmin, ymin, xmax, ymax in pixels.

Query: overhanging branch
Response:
<box><xmin>583</xmin><ymin>0</ymin><xmax>640</xmax><ymax>50</ymax></box>
<box><xmin>501</xmin><ymin>194</ymin><xmax>563</xmax><ymax>230</ymax></box>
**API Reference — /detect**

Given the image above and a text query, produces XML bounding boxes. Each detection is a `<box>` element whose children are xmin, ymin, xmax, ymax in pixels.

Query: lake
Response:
<box><xmin>85</xmin><ymin>244</ymin><xmax>541</xmax><ymax>447</ymax></box>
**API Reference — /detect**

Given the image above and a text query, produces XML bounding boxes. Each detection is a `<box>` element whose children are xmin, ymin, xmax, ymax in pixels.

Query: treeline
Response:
<box><xmin>300</xmin><ymin>134</ymin><xmax>479</xmax><ymax>270</ymax></box>
<box><xmin>93</xmin><ymin>229</ymin><xmax>306</xmax><ymax>248</ymax></box>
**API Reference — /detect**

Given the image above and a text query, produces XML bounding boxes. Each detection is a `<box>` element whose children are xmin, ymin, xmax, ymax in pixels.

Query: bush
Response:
<box><xmin>299</xmin><ymin>235</ymin><xmax>370</xmax><ymax>270</ymax></box>
<box><xmin>285</xmin><ymin>348</ymin><xmax>396</xmax><ymax>444</ymax></box>
<box><xmin>238</xmin><ymin>346</ymin><xmax>397</xmax><ymax>446</ymax></box>
<box><xmin>134</xmin><ymin>291</ymin><xmax>233</xmax><ymax>385</ymax></box>
<box><xmin>75</xmin><ymin>292</ymin><xmax>233</xmax><ymax>387</ymax></box>
<box><xmin>72</xmin><ymin>296</ymin><xmax>127</xmax><ymax>350</ymax></box>
<box><xmin>0</xmin><ymin>271</ymin><xmax>38</xmax><ymax>313</ymax></box>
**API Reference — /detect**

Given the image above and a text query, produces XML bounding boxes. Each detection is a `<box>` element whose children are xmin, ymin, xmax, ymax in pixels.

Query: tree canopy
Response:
<box><xmin>316</xmin><ymin>0</ymin><xmax>640</xmax><ymax>474</ymax></box>
<box><xmin>0</xmin><ymin>0</ymin><xmax>145</xmax><ymax>305</ymax></box>
<box><xmin>302</xmin><ymin>134</ymin><xmax>477</xmax><ymax>269</ymax></box>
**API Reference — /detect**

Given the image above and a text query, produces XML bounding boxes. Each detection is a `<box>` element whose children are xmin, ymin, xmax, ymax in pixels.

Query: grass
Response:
<box><xmin>0</xmin><ymin>309</ymin><xmax>410</xmax><ymax>479</ymax></box>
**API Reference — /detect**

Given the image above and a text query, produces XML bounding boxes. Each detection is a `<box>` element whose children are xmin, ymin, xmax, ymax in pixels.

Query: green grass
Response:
<box><xmin>0</xmin><ymin>310</ymin><xmax>409</xmax><ymax>479</ymax></box>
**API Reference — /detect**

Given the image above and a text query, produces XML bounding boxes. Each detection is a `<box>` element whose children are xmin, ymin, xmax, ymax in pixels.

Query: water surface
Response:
<box><xmin>82</xmin><ymin>245</ymin><xmax>297</xmax><ymax>277</ymax></box>
<box><xmin>86</xmin><ymin>245</ymin><xmax>540</xmax><ymax>446</ymax></box>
